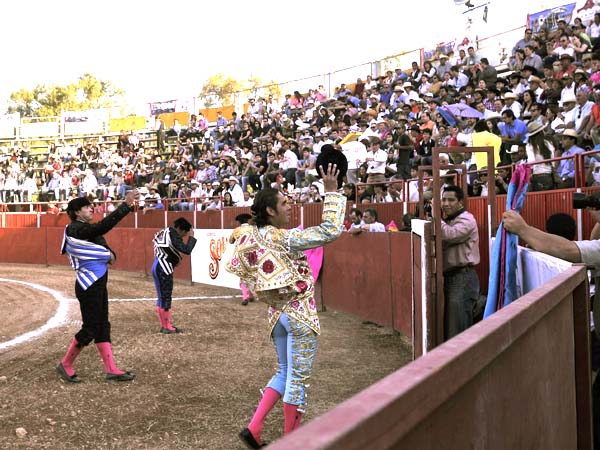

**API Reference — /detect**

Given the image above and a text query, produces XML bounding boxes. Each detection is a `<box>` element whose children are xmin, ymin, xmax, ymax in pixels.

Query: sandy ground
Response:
<box><xmin>0</xmin><ymin>264</ymin><xmax>412</xmax><ymax>449</ymax></box>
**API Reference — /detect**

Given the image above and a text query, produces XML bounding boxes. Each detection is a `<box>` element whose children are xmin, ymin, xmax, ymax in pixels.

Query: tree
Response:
<box><xmin>198</xmin><ymin>74</ymin><xmax>243</xmax><ymax>108</ymax></box>
<box><xmin>8</xmin><ymin>73</ymin><xmax>125</xmax><ymax>117</ymax></box>
<box><xmin>198</xmin><ymin>74</ymin><xmax>283</xmax><ymax>108</ymax></box>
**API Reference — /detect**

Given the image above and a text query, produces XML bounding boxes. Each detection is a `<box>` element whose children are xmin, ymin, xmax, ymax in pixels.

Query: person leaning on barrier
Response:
<box><xmin>440</xmin><ymin>185</ymin><xmax>480</xmax><ymax>340</ymax></box>
<box><xmin>503</xmin><ymin>206</ymin><xmax>600</xmax><ymax>450</ymax></box>
<box><xmin>349</xmin><ymin>207</ymin><xmax>385</xmax><ymax>234</ymax></box>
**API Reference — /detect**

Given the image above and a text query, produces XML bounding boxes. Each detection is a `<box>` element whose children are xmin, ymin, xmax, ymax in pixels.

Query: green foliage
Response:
<box><xmin>8</xmin><ymin>73</ymin><xmax>124</xmax><ymax>117</ymax></box>
<box><xmin>198</xmin><ymin>74</ymin><xmax>242</xmax><ymax>108</ymax></box>
<box><xmin>198</xmin><ymin>74</ymin><xmax>282</xmax><ymax>107</ymax></box>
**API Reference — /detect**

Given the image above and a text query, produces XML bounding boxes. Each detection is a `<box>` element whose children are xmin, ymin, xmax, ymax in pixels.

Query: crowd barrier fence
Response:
<box><xmin>267</xmin><ymin>265</ymin><xmax>592</xmax><ymax>449</ymax></box>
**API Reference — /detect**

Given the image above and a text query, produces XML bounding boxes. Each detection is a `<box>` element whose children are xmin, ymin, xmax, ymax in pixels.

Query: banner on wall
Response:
<box><xmin>149</xmin><ymin>100</ymin><xmax>176</xmax><ymax>116</ymax></box>
<box><xmin>527</xmin><ymin>3</ymin><xmax>576</xmax><ymax>33</ymax></box>
<box><xmin>62</xmin><ymin>109</ymin><xmax>109</xmax><ymax>136</ymax></box>
<box><xmin>191</xmin><ymin>229</ymin><xmax>240</xmax><ymax>290</ymax></box>
<box><xmin>20</xmin><ymin>118</ymin><xmax>60</xmax><ymax>138</ymax></box>
<box><xmin>0</xmin><ymin>112</ymin><xmax>19</xmax><ymax>139</ymax></box>
<box><xmin>109</xmin><ymin>116</ymin><xmax>148</xmax><ymax>133</ymax></box>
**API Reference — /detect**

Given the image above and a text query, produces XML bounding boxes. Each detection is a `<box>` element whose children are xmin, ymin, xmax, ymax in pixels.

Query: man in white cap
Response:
<box><xmin>402</xmin><ymin>82</ymin><xmax>419</xmax><ymax>104</ymax></box>
<box><xmin>506</xmin><ymin>144</ymin><xmax>527</xmax><ymax>165</ymax></box>
<box><xmin>558</xmin><ymin>93</ymin><xmax>578</xmax><ymax>132</ymax></box>
<box><xmin>556</xmin><ymin>129</ymin><xmax>585</xmax><ymax>188</ymax></box>
<box><xmin>503</xmin><ymin>92</ymin><xmax>522</xmax><ymax>118</ymax></box>
<box><xmin>390</xmin><ymin>84</ymin><xmax>404</xmax><ymax>110</ymax></box>
<box><xmin>227</xmin><ymin>176</ymin><xmax>244</xmax><ymax>205</ymax></box>
<box><xmin>437</xmin><ymin>54</ymin><xmax>452</xmax><ymax>79</ymax></box>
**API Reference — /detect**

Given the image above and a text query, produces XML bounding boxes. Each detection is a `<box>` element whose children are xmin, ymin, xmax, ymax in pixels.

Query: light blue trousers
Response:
<box><xmin>266</xmin><ymin>313</ymin><xmax>318</xmax><ymax>411</ymax></box>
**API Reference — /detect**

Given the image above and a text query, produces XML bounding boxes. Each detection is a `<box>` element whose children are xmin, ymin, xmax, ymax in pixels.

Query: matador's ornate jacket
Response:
<box><xmin>226</xmin><ymin>192</ymin><xmax>346</xmax><ymax>335</ymax></box>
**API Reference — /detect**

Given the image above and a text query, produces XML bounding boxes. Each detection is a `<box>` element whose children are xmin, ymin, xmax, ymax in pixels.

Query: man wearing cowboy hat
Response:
<box><xmin>226</xmin><ymin>176</ymin><xmax>244</xmax><ymax>205</ymax></box>
<box><xmin>556</xmin><ymin>53</ymin><xmax>576</xmax><ymax>80</ymax></box>
<box><xmin>401</xmin><ymin>82</ymin><xmax>419</xmax><ymax>104</ymax></box>
<box><xmin>503</xmin><ymin>92</ymin><xmax>522</xmax><ymax>118</ymax></box>
<box><xmin>558</xmin><ymin>93</ymin><xmax>578</xmax><ymax>131</ymax></box>
<box><xmin>556</xmin><ymin>129</ymin><xmax>585</xmax><ymax>188</ymax></box>
<box><xmin>437</xmin><ymin>53</ymin><xmax>452</xmax><ymax>79</ymax></box>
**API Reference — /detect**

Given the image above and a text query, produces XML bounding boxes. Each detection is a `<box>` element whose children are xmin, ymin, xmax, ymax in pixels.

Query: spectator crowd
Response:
<box><xmin>3</xmin><ymin>13</ymin><xmax>600</xmax><ymax>216</ymax></box>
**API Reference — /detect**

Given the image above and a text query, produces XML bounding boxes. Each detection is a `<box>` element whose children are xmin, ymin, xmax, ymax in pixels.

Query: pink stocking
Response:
<box><xmin>247</xmin><ymin>387</ymin><xmax>282</xmax><ymax>444</ymax></box>
<box><xmin>61</xmin><ymin>338</ymin><xmax>82</xmax><ymax>377</ymax></box>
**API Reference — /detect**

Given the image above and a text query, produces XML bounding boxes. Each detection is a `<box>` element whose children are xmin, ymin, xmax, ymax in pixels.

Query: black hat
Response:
<box><xmin>315</xmin><ymin>144</ymin><xmax>348</xmax><ymax>189</ymax></box>
<box><xmin>67</xmin><ymin>197</ymin><xmax>91</xmax><ymax>213</ymax></box>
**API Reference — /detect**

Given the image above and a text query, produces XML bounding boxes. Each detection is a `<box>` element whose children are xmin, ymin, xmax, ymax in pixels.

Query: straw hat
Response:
<box><xmin>560</xmin><ymin>129</ymin><xmax>579</xmax><ymax>139</ymax></box>
<box><xmin>527</xmin><ymin>121</ymin><xmax>548</xmax><ymax>137</ymax></box>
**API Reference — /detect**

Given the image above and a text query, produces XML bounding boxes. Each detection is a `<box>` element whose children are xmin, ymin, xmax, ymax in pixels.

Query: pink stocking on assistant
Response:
<box><xmin>95</xmin><ymin>342</ymin><xmax>124</xmax><ymax>375</ymax></box>
<box><xmin>164</xmin><ymin>309</ymin><xmax>176</xmax><ymax>331</ymax></box>
<box><xmin>61</xmin><ymin>338</ymin><xmax>83</xmax><ymax>377</ymax></box>
<box><xmin>156</xmin><ymin>306</ymin><xmax>167</xmax><ymax>328</ymax></box>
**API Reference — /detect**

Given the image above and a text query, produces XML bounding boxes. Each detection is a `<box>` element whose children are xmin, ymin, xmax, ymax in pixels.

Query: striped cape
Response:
<box><xmin>61</xmin><ymin>227</ymin><xmax>112</xmax><ymax>290</ymax></box>
<box><xmin>153</xmin><ymin>227</ymin><xmax>182</xmax><ymax>275</ymax></box>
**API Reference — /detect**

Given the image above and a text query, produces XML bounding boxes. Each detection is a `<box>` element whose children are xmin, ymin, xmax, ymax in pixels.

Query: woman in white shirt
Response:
<box><xmin>526</xmin><ymin>121</ymin><xmax>555</xmax><ymax>191</ymax></box>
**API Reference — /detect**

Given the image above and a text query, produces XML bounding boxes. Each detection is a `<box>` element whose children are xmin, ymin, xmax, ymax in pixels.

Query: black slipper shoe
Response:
<box><xmin>56</xmin><ymin>363</ymin><xmax>81</xmax><ymax>383</ymax></box>
<box><xmin>106</xmin><ymin>371</ymin><xmax>136</xmax><ymax>382</ymax></box>
<box><xmin>239</xmin><ymin>428</ymin><xmax>268</xmax><ymax>449</ymax></box>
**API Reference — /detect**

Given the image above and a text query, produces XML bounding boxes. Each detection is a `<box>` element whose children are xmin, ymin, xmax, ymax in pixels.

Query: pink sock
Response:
<box><xmin>164</xmin><ymin>309</ymin><xmax>176</xmax><ymax>331</ymax></box>
<box><xmin>240</xmin><ymin>283</ymin><xmax>250</xmax><ymax>300</ymax></box>
<box><xmin>284</xmin><ymin>402</ymin><xmax>303</xmax><ymax>434</ymax></box>
<box><xmin>157</xmin><ymin>306</ymin><xmax>166</xmax><ymax>328</ymax></box>
<box><xmin>248</xmin><ymin>387</ymin><xmax>281</xmax><ymax>444</ymax></box>
<box><xmin>95</xmin><ymin>342</ymin><xmax>124</xmax><ymax>375</ymax></box>
<box><xmin>61</xmin><ymin>338</ymin><xmax>82</xmax><ymax>377</ymax></box>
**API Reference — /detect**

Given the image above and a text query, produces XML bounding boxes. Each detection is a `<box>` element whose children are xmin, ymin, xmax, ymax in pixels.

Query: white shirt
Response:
<box><xmin>366</xmin><ymin>149</ymin><xmax>387</xmax><ymax>174</ymax></box>
<box><xmin>366</xmin><ymin>221</ymin><xmax>386</xmax><ymax>232</ymax></box>
<box><xmin>280</xmin><ymin>149</ymin><xmax>299</xmax><ymax>170</ymax></box>
<box><xmin>228</xmin><ymin>183</ymin><xmax>244</xmax><ymax>205</ymax></box>
<box><xmin>341</xmin><ymin>140</ymin><xmax>368</xmax><ymax>170</ymax></box>
<box><xmin>237</xmin><ymin>197</ymin><xmax>254</xmax><ymax>207</ymax></box>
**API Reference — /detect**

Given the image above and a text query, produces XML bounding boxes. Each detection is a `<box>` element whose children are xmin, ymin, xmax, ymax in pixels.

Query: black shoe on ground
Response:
<box><xmin>106</xmin><ymin>371</ymin><xmax>136</xmax><ymax>382</ymax></box>
<box><xmin>241</xmin><ymin>299</ymin><xmax>249</xmax><ymax>306</ymax></box>
<box><xmin>239</xmin><ymin>428</ymin><xmax>267</xmax><ymax>449</ymax></box>
<box><xmin>56</xmin><ymin>363</ymin><xmax>81</xmax><ymax>383</ymax></box>
<box><xmin>160</xmin><ymin>327</ymin><xmax>184</xmax><ymax>334</ymax></box>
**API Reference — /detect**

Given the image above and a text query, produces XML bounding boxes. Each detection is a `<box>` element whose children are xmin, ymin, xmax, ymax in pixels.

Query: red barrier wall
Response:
<box><xmin>321</xmin><ymin>232</ymin><xmax>413</xmax><ymax>336</ymax></box>
<box><xmin>136</xmin><ymin>210</ymin><xmax>166</xmax><ymax>229</ymax></box>
<box><xmin>0</xmin><ymin>228</ymin><xmax>47</xmax><ymax>264</ymax></box>
<box><xmin>46</xmin><ymin>228</ymin><xmax>70</xmax><ymax>267</ymax></box>
<box><xmin>267</xmin><ymin>266</ymin><xmax>592</xmax><ymax>450</ymax></box>
<box><xmin>40</xmin><ymin>214</ymin><xmax>70</xmax><ymax>228</ymax></box>
<box><xmin>390</xmin><ymin>233</ymin><xmax>413</xmax><ymax>335</ymax></box>
<box><xmin>12</xmin><ymin>227</ymin><xmax>191</xmax><ymax>283</ymax></box>
<box><xmin>0</xmin><ymin>227</ymin><xmax>417</xmax><ymax>337</ymax></box>
<box><xmin>5</xmin><ymin>214</ymin><xmax>37</xmax><ymax>228</ymax></box>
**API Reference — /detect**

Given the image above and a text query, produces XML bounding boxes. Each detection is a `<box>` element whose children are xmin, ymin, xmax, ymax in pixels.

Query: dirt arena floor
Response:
<box><xmin>0</xmin><ymin>264</ymin><xmax>412</xmax><ymax>450</ymax></box>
